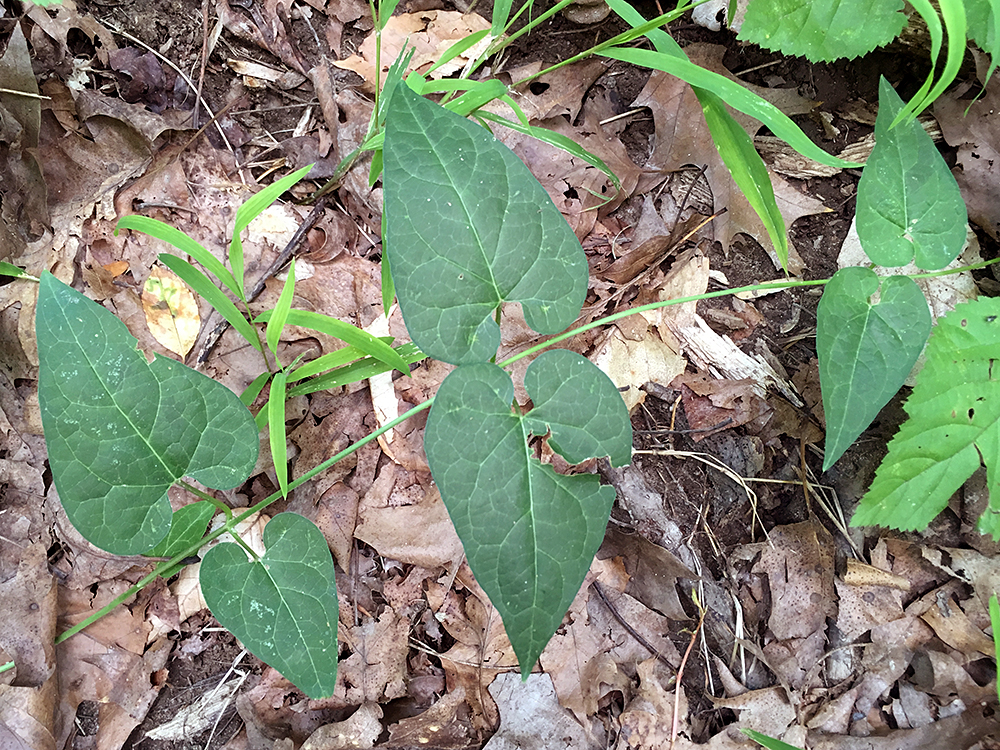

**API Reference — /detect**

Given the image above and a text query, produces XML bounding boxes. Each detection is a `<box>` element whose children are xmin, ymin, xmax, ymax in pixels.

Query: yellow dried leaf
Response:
<box><xmin>142</xmin><ymin>265</ymin><xmax>200</xmax><ymax>357</ymax></box>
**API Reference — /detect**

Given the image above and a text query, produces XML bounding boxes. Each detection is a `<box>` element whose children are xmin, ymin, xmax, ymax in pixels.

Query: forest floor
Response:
<box><xmin>1</xmin><ymin>0</ymin><xmax>999</xmax><ymax>748</ymax></box>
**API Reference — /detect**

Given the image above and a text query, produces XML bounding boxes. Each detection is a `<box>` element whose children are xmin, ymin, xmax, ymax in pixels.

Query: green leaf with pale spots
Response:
<box><xmin>36</xmin><ymin>272</ymin><xmax>258</xmax><ymax>555</ymax></box>
<box><xmin>425</xmin><ymin>350</ymin><xmax>631</xmax><ymax>674</ymax></box>
<box><xmin>852</xmin><ymin>297</ymin><xmax>1000</xmax><ymax>539</ymax></box>
<box><xmin>383</xmin><ymin>83</ymin><xmax>587</xmax><ymax>365</ymax></box>
<box><xmin>200</xmin><ymin>513</ymin><xmax>340</xmax><ymax>698</ymax></box>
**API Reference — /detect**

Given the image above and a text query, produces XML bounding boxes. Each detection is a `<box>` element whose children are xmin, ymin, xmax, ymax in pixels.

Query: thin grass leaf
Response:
<box><xmin>601</xmin><ymin>46</ymin><xmax>859</xmax><ymax>169</ymax></box>
<box><xmin>255</xmin><ymin>403</ymin><xmax>269</xmax><ymax>431</ymax></box>
<box><xmin>381</xmin><ymin>212</ymin><xmax>395</xmax><ymax>315</ymax></box>
<box><xmin>442</xmin><ymin>79</ymin><xmax>509</xmax><ymax>116</ymax></box>
<box><xmin>266</xmin><ymin>259</ymin><xmax>296</xmax><ymax>358</ymax></box>
<box><xmin>378</xmin><ymin>0</ymin><xmax>402</xmax><ymax>29</ymax></box>
<box><xmin>424</xmin><ymin>29</ymin><xmax>491</xmax><ymax>77</ymax></box>
<box><xmin>741</xmin><ymin>728</ymin><xmax>803</xmax><ymax>750</ymax></box>
<box><xmin>268</xmin><ymin>370</ymin><xmax>288</xmax><ymax>497</ymax></box>
<box><xmin>0</xmin><ymin>262</ymin><xmax>38</xmax><ymax>281</ymax></box>
<box><xmin>377</xmin><ymin>47</ymin><xmax>416</xmax><ymax>124</ymax></box>
<box><xmin>231</xmin><ymin>164</ymin><xmax>314</xmax><ymax>298</ymax></box>
<box><xmin>158</xmin><ymin>254</ymin><xmax>262</xmax><ymax>352</ymax></box>
<box><xmin>256</xmin><ymin>308</ymin><xmax>409</xmax><ymax>374</ymax></box>
<box><xmin>289</xmin><ymin>337</ymin><xmax>392</xmax><ymax>381</ymax></box>
<box><xmin>699</xmin><ymin>90</ymin><xmax>788</xmax><ymax>270</ymax></box>
<box><xmin>491</xmin><ymin>0</ymin><xmax>515</xmax><ymax>35</ymax></box>
<box><xmin>892</xmin><ymin>0</ymin><xmax>964</xmax><ymax>125</ymax></box>
<box><xmin>287</xmin><ymin>343</ymin><xmax>424</xmax><ymax>397</ymax></box>
<box><xmin>369</xmin><ymin>148</ymin><xmax>384</xmax><ymax>188</ymax></box>
<box><xmin>476</xmin><ymin>110</ymin><xmax>622</xmax><ymax>195</ymax></box>
<box><xmin>117</xmin><ymin>215</ymin><xmax>241</xmax><ymax>297</ymax></box>
<box><xmin>891</xmin><ymin>0</ymin><xmax>942</xmax><ymax>127</ymax></box>
<box><xmin>241</xmin><ymin>371</ymin><xmax>271</xmax><ymax>407</ymax></box>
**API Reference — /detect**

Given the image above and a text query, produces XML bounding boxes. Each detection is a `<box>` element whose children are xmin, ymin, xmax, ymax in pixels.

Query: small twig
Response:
<box><xmin>635</xmin><ymin>418</ymin><xmax>735</xmax><ymax>435</ymax></box>
<box><xmin>591</xmin><ymin>580</ymin><xmax>674</xmax><ymax>668</ymax></box>
<box><xmin>671</xmin><ymin>593</ymin><xmax>706</xmax><ymax>750</ymax></box>
<box><xmin>0</xmin><ymin>87</ymin><xmax>50</xmax><ymax>99</ymax></box>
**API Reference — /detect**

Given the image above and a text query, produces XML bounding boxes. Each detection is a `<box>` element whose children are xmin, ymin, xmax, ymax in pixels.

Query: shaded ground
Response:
<box><xmin>1</xmin><ymin>0</ymin><xmax>999</xmax><ymax>748</ymax></box>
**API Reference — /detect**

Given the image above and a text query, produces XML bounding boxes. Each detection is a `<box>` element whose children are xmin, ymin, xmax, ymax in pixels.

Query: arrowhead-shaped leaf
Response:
<box><xmin>856</xmin><ymin>77</ymin><xmax>968</xmax><ymax>269</ymax></box>
<box><xmin>425</xmin><ymin>350</ymin><xmax>631</xmax><ymax>673</ymax></box>
<box><xmin>36</xmin><ymin>273</ymin><xmax>258</xmax><ymax>554</ymax></box>
<box><xmin>852</xmin><ymin>298</ymin><xmax>1000</xmax><ymax>539</ymax></box>
<box><xmin>200</xmin><ymin>513</ymin><xmax>340</xmax><ymax>699</ymax></box>
<box><xmin>818</xmin><ymin>267</ymin><xmax>931</xmax><ymax>470</ymax></box>
<box><xmin>383</xmin><ymin>84</ymin><xmax>588</xmax><ymax>365</ymax></box>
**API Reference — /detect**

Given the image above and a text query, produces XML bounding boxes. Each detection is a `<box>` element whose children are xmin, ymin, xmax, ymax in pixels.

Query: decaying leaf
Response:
<box><xmin>334</xmin><ymin>11</ymin><xmax>491</xmax><ymax>91</ymax></box>
<box><xmin>142</xmin><ymin>265</ymin><xmax>200</xmax><ymax>357</ymax></box>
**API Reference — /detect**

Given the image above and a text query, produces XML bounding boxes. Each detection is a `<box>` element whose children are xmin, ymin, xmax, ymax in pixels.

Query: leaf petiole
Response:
<box><xmin>177</xmin><ymin>480</ymin><xmax>233</xmax><ymax>522</ymax></box>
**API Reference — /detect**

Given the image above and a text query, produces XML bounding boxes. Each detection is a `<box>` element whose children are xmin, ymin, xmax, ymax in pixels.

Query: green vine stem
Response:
<box><xmin>43</xmin><ymin>254</ymin><xmax>1000</xmax><ymax>655</ymax></box>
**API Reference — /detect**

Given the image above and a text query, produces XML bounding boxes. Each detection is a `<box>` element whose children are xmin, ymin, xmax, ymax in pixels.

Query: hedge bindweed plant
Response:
<box><xmin>9</xmin><ymin>0</ymin><xmax>1000</xmax><ymax>699</ymax></box>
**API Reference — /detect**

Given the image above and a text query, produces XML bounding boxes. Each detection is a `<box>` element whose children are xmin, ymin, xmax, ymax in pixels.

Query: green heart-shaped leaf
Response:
<box><xmin>383</xmin><ymin>84</ymin><xmax>588</xmax><ymax>365</ymax></box>
<box><xmin>856</xmin><ymin>77</ymin><xmax>967</xmax><ymax>269</ymax></box>
<box><xmin>425</xmin><ymin>350</ymin><xmax>631</xmax><ymax>673</ymax></box>
<box><xmin>200</xmin><ymin>513</ymin><xmax>340</xmax><ymax>698</ymax></box>
<box><xmin>36</xmin><ymin>272</ymin><xmax>258</xmax><ymax>554</ymax></box>
<box><xmin>817</xmin><ymin>267</ymin><xmax>931</xmax><ymax>470</ymax></box>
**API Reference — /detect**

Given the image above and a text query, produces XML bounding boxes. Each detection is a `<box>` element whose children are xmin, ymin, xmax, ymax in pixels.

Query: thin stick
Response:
<box><xmin>671</xmin><ymin>598</ymin><xmax>706</xmax><ymax>750</ymax></box>
<box><xmin>591</xmin><ymin>580</ymin><xmax>674</xmax><ymax>668</ymax></box>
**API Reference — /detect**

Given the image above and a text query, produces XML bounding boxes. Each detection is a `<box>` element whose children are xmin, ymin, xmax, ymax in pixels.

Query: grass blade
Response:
<box><xmin>158</xmin><ymin>254</ymin><xmax>262</xmax><ymax>352</ymax></box>
<box><xmin>287</xmin><ymin>343</ymin><xmax>424</xmax><ymax>397</ymax></box>
<box><xmin>117</xmin><ymin>215</ymin><xmax>241</xmax><ymax>297</ymax></box>
<box><xmin>601</xmin><ymin>46</ymin><xmax>859</xmax><ymax>169</ymax></box>
<box><xmin>289</xmin><ymin>337</ymin><xmax>393</xmax><ymax>382</ymax></box>
<box><xmin>257</xmin><ymin>308</ymin><xmax>409</xmax><ymax>374</ymax></box>
<box><xmin>266</xmin><ymin>259</ymin><xmax>296</xmax><ymax>358</ymax></box>
<box><xmin>231</xmin><ymin>164</ymin><xmax>315</xmax><ymax>298</ymax></box>
<box><xmin>268</xmin><ymin>369</ymin><xmax>288</xmax><ymax>497</ymax></box>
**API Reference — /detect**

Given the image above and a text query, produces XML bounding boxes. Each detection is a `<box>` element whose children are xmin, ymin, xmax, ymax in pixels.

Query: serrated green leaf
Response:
<box><xmin>425</xmin><ymin>350</ymin><xmax>631</xmax><ymax>673</ymax></box>
<box><xmin>818</xmin><ymin>268</ymin><xmax>931</xmax><ymax>470</ymax></box>
<box><xmin>739</xmin><ymin>0</ymin><xmax>907</xmax><ymax>62</ymax></box>
<box><xmin>200</xmin><ymin>513</ymin><xmax>339</xmax><ymax>698</ymax></box>
<box><xmin>144</xmin><ymin>501</ymin><xmax>216</xmax><ymax>558</ymax></box>
<box><xmin>383</xmin><ymin>84</ymin><xmax>588</xmax><ymax>365</ymax></box>
<box><xmin>36</xmin><ymin>273</ymin><xmax>258</xmax><ymax>554</ymax></box>
<box><xmin>966</xmin><ymin>0</ymin><xmax>1000</xmax><ymax>84</ymax></box>
<box><xmin>856</xmin><ymin>77</ymin><xmax>968</xmax><ymax>269</ymax></box>
<box><xmin>852</xmin><ymin>298</ymin><xmax>1000</xmax><ymax>539</ymax></box>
